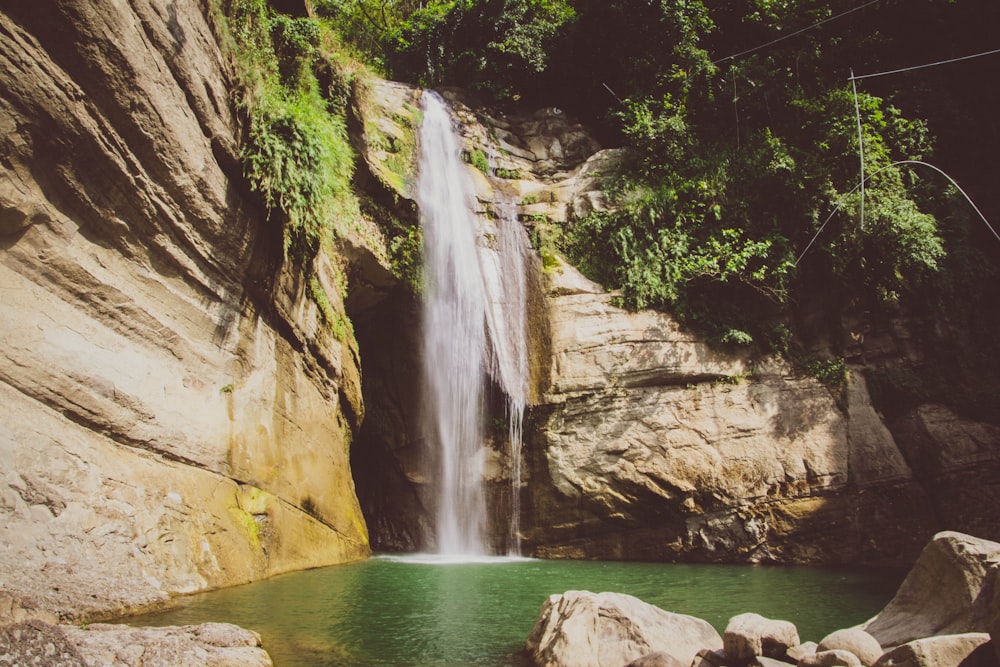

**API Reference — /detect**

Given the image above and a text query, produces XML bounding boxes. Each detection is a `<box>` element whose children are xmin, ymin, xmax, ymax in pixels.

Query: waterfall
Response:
<box><xmin>416</xmin><ymin>90</ymin><xmax>531</xmax><ymax>556</ymax></box>
<box><xmin>484</xmin><ymin>201</ymin><xmax>530</xmax><ymax>555</ymax></box>
<box><xmin>417</xmin><ymin>91</ymin><xmax>489</xmax><ymax>555</ymax></box>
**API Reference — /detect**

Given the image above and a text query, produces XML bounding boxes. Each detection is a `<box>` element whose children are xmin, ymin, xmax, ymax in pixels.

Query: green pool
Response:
<box><xmin>130</xmin><ymin>555</ymin><xmax>901</xmax><ymax>667</ymax></box>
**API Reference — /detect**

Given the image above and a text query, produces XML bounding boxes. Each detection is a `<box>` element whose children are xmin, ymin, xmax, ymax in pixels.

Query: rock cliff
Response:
<box><xmin>0</xmin><ymin>0</ymin><xmax>369</xmax><ymax>622</ymax></box>
<box><xmin>350</xmin><ymin>82</ymin><xmax>1000</xmax><ymax>565</ymax></box>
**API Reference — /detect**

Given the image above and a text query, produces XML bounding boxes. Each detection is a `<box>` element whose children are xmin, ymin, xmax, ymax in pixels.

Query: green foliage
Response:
<box><xmin>327</xmin><ymin>0</ymin><xmax>575</xmax><ymax>102</ymax></box>
<box><xmin>227</xmin><ymin>0</ymin><xmax>360</xmax><ymax>259</ymax></box>
<box><xmin>805</xmin><ymin>357</ymin><xmax>847</xmax><ymax>388</ymax></box>
<box><xmin>468</xmin><ymin>148</ymin><xmax>490</xmax><ymax>174</ymax></box>
<box><xmin>525</xmin><ymin>214</ymin><xmax>561</xmax><ymax>273</ymax></box>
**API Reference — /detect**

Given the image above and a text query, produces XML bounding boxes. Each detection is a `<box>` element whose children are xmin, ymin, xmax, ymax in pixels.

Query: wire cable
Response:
<box><xmin>712</xmin><ymin>0</ymin><xmax>883</xmax><ymax>65</ymax></box>
<box><xmin>849</xmin><ymin>47</ymin><xmax>1000</xmax><ymax>80</ymax></box>
<box><xmin>794</xmin><ymin>160</ymin><xmax>1000</xmax><ymax>266</ymax></box>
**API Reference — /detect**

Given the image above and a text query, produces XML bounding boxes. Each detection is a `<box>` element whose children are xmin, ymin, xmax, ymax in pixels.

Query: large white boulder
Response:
<box><xmin>525</xmin><ymin>590</ymin><xmax>722</xmax><ymax>667</ymax></box>
<box><xmin>862</xmin><ymin>531</ymin><xmax>1000</xmax><ymax>647</ymax></box>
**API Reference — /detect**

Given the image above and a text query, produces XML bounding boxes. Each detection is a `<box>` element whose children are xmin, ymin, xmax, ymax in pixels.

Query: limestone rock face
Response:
<box><xmin>0</xmin><ymin>0</ymin><xmax>368</xmax><ymax>621</ymax></box>
<box><xmin>525</xmin><ymin>590</ymin><xmax>722</xmax><ymax>667</ymax></box>
<box><xmin>521</xmin><ymin>258</ymin><xmax>941</xmax><ymax>562</ymax></box>
<box><xmin>863</xmin><ymin>532</ymin><xmax>1000</xmax><ymax>648</ymax></box>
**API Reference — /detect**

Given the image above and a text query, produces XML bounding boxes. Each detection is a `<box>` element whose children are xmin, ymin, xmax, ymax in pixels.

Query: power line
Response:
<box><xmin>849</xmin><ymin>47</ymin><xmax>1000</xmax><ymax>80</ymax></box>
<box><xmin>712</xmin><ymin>0</ymin><xmax>882</xmax><ymax>65</ymax></box>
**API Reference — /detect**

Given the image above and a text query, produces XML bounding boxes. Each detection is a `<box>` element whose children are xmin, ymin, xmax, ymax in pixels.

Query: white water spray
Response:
<box><xmin>483</xmin><ymin>201</ymin><xmax>530</xmax><ymax>555</ymax></box>
<box><xmin>417</xmin><ymin>91</ymin><xmax>489</xmax><ymax>555</ymax></box>
<box><xmin>417</xmin><ymin>91</ymin><xmax>532</xmax><ymax>556</ymax></box>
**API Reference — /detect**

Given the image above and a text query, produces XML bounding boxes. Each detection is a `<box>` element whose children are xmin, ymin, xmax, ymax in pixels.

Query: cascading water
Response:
<box><xmin>484</xmin><ymin>201</ymin><xmax>530</xmax><ymax>555</ymax></box>
<box><xmin>417</xmin><ymin>91</ymin><xmax>489</xmax><ymax>555</ymax></box>
<box><xmin>416</xmin><ymin>90</ymin><xmax>531</xmax><ymax>556</ymax></box>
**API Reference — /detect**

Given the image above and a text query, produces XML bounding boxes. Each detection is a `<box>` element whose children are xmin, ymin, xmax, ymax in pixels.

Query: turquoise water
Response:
<box><xmin>130</xmin><ymin>556</ymin><xmax>901</xmax><ymax>667</ymax></box>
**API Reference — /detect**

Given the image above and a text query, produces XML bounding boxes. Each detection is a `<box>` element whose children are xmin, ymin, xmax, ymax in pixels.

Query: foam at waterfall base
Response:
<box><xmin>376</xmin><ymin>553</ymin><xmax>535</xmax><ymax>565</ymax></box>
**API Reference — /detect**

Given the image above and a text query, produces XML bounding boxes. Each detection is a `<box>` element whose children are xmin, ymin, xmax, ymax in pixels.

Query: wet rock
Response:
<box><xmin>818</xmin><ymin>628</ymin><xmax>883</xmax><ymax>666</ymax></box>
<box><xmin>723</xmin><ymin>612</ymin><xmax>800</xmax><ymax>663</ymax></box>
<box><xmin>525</xmin><ymin>590</ymin><xmax>722</xmax><ymax>667</ymax></box>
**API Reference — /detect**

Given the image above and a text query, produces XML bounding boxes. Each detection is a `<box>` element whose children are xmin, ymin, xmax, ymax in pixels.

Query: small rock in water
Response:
<box><xmin>723</xmin><ymin>612</ymin><xmax>800</xmax><ymax>663</ymax></box>
<box><xmin>818</xmin><ymin>628</ymin><xmax>882</xmax><ymax>666</ymax></box>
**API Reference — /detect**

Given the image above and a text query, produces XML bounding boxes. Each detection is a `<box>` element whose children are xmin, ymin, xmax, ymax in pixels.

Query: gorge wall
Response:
<box><xmin>0</xmin><ymin>0</ymin><xmax>370</xmax><ymax>622</ymax></box>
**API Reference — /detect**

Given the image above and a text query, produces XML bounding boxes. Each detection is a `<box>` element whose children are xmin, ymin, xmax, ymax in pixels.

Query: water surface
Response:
<box><xmin>131</xmin><ymin>556</ymin><xmax>900</xmax><ymax>667</ymax></box>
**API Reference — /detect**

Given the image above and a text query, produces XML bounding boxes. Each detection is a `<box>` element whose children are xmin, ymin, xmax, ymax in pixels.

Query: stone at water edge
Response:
<box><xmin>798</xmin><ymin>649</ymin><xmax>863</xmax><ymax>667</ymax></box>
<box><xmin>622</xmin><ymin>651</ymin><xmax>685</xmax><ymax>667</ymax></box>
<box><xmin>871</xmin><ymin>633</ymin><xmax>994</xmax><ymax>667</ymax></box>
<box><xmin>818</xmin><ymin>628</ymin><xmax>883</xmax><ymax>666</ymax></box>
<box><xmin>723</xmin><ymin>612</ymin><xmax>800</xmax><ymax>663</ymax></box>
<box><xmin>0</xmin><ymin>620</ymin><xmax>274</xmax><ymax>667</ymax></box>
<box><xmin>788</xmin><ymin>641</ymin><xmax>820</xmax><ymax>662</ymax></box>
<box><xmin>525</xmin><ymin>590</ymin><xmax>722</xmax><ymax>667</ymax></box>
<box><xmin>862</xmin><ymin>531</ymin><xmax>1000</xmax><ymax>648</ymax></box>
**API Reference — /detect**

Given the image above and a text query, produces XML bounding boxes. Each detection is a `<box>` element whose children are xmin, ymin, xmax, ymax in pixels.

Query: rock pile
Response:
<box><xmin>525</xmin><ymin>532</ymin><xmax>1000</xmax><ymax>667</ymax></box>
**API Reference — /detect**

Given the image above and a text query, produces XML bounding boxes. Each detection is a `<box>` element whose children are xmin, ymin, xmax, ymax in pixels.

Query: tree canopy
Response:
<box><xmin>311</xmin><ymin>0</ymin><xmax>1000</xmax><ymax>414</ymax></box>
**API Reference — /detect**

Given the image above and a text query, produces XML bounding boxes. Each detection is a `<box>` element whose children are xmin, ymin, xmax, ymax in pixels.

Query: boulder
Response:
<box><xmin>525</xmin><ymin>590</ymin><xmax>722</xmax><ymax>667</ymax></box>
<box><xmin>863</xmin><ymin>532</ymin><xmax>1000</xmax><ymax>647</ymax></box>
<box><xmin>871</xmin><ymin>633</ymin><xmax>993</xmax><ymax>667</ymax></box>
<box><xmin>622</xmin><ymin>651</ymin><xmax>685</xmax><ymax>667</ymax></box>
<box><xmin>724</xmin><ymin>612</ymin><xmax>800</xmax><ymax>663</ymax></box>
<box><xmin>691</xmin><ymin>648</ymin><xmax>727</xmax><ymax>666</ymax></box>
<box><xmin>0</xmin><ymin>620</ymin><xmax>273</xmax><ymax>666</ymax></box>
<box><xmin>799</xmin><ymin>650</ymin><xmax>863</xmax><ymax>667</ymax></box>
<box><xmin>818</xmin><ymin>628</ymin><xmax>883</xmax><ymax>666</ymax></box>
<box><xmin>755</xmin><ymin>658</ymin><xmax>794</xmax><ymax>667</ymax></box>
<box><xmin>788</xmin><ymin>642</ymin><xmax>820</xmax><ymax>662</ymax></box>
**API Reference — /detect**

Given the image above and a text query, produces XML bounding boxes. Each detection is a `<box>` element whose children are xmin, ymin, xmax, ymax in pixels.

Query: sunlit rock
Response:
<box><xmin>862</xmin><ymin>531</ymin><xmax>1000</xmax><ymax>647</ymax></box>
<box><xmin>525</xmin><ymin>590</ymin><xmax>722</xmax><ymax>667</ymax></box>
<box><xmin>723</xmin><ymin>612</ymin><xmax>800</xmax><ymax>664</ymax></box>
<box><xmin>818</xmin><ymin>628</ymin><xmax>884</xmax><ymax>666</ymax></box>
<box><xmin>871</xmin><ymin>633</ymin><xmax>993</xmax><ymax>667</ymax></box>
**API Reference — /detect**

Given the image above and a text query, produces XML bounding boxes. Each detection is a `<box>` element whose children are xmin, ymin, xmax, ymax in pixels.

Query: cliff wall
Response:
<box><xmin>352</xmin><ymin>84</ymin><xmax>1000</xmax><ymax>565</ymax></box>
<box><xmin>0</xmin><ymin>0</ymin><xmax>368</xmax><ymax>622</ymax></box>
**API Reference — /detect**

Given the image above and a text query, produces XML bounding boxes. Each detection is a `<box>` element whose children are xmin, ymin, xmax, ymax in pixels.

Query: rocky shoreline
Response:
<box><xmin>2</xmin><ymin>531</ymin><xmax>996</xmax><ymax>666</ymax></box>
<box><xmin>525</xmin><ymin>531</ymin><xmax>1000</xmax><ymax>667</ymax></box>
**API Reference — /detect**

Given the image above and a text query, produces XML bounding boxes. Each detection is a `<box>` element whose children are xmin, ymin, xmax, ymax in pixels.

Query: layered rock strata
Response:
<box><xmin>0</xmin><ymin>0</ymin><xmax>369</xmax><ymax>622</ymax></box>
